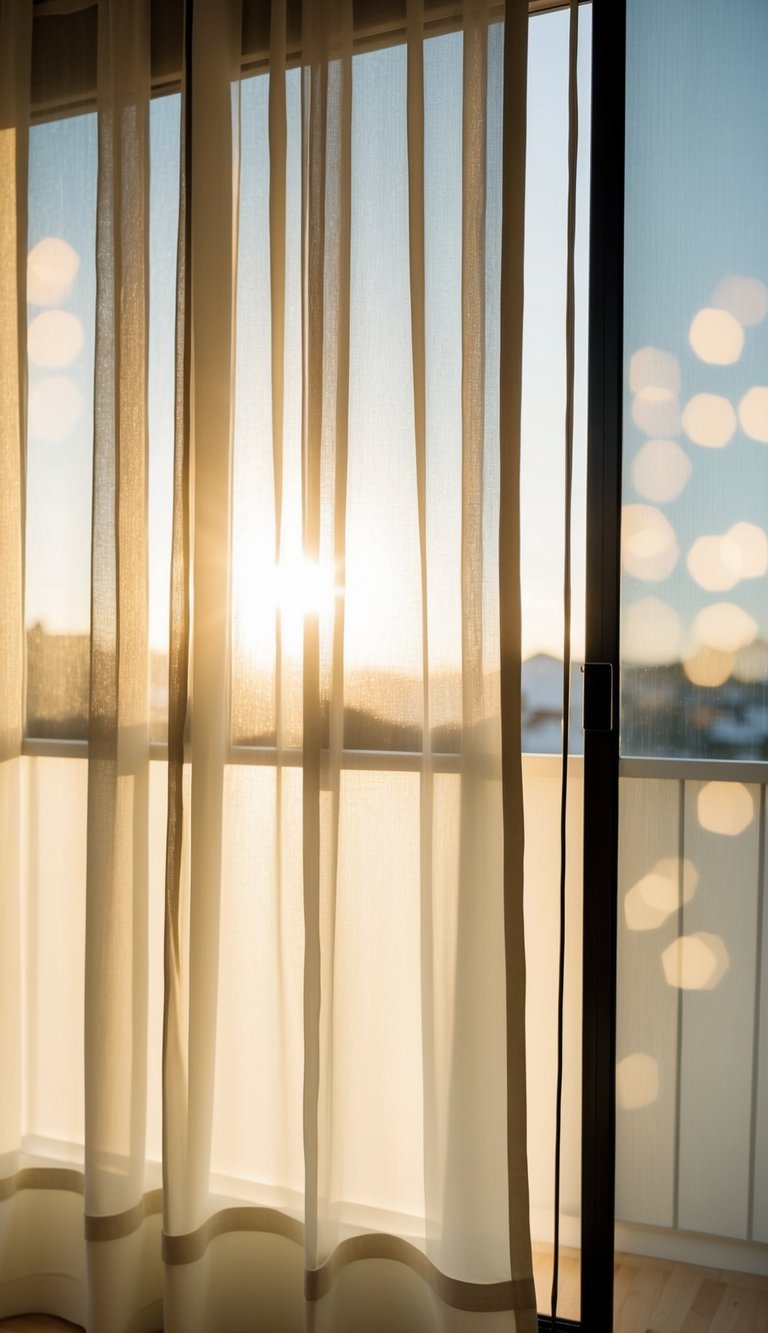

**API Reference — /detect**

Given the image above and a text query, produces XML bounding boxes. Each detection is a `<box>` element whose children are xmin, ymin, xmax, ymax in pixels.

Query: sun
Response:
<box><xmin>233</xmin><ymin>555</ymin><xmax>343</xmax><ymax>671</ymax></box>
<box><xmin>269</xmin><ymin>556</ymin><xmax>341</xmax><ymax>623</ymax></box>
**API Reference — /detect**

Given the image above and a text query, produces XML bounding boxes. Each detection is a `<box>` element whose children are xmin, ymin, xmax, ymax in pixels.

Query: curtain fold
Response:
<box><xmin>0</xmin><ymin>0</ymin><xmax>539</xmax><ymax>1329</ymax></box>
<box><xmin>0</xmin><ymin>0</ymin><xmax>32</xmax><ymax>1179</ymax></box>
<box><xmin>84</xmin><ymin>2</ymin><xmax>154</xmax><ymax>1326</ymax></box>
<box><xmin>498</xmin><ymin>0</ymin><xmax>531</xmax><ymax>1290</ymax></box>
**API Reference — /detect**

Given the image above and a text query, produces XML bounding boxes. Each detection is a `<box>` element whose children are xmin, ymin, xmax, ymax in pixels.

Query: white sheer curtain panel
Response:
<box><xmin>0</xmin><ymin>0</ymin><xmax>538</xmax><ymax>1329</ymax></box>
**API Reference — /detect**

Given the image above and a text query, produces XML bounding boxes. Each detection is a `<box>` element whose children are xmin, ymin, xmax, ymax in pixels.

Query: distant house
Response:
<box><xmin>26</xmin><ymin>623</ymin><xmax>170</xmax><ymax>741</ymax></box>
<box><xmin>26</xmin><ymin>622</ymin><xmax>89</xmax><ymax>739</ymax></box>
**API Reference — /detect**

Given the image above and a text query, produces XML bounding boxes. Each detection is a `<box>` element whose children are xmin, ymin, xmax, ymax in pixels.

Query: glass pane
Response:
<box><xmin>621</xmin><ymin>0</ymin><xmax>768</xmax><ymax>761</ymax></box>
<box><xmin>617</xmin><ymin>3</ymin><xmax>768</xmax><ymax>1323</ymax></box>
<box><xmin>25</xmin><ymin>112</ymin><xmax>97</xmax><ymax>739</ymax></box>
<box><xmin>148</xmin><ymin>95</ymin><xmax>181</xmax><ymax>738</ymax></box>
<box><xmin>24</xmin><ymin>97</ymin><xmax>178</xmax><ymax>743</ymax></box>
<box><xmin>521</xmin><ymin>6</ymin><xmax>590</xmax><ymax>762</ymax></box>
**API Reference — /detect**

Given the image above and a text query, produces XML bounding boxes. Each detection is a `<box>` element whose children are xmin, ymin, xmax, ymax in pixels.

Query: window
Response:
<box><xmin>620</xmin><ymin>0</ymin><xmax>768</xmax><ymax>761</ymax></box>
<box><xmin>16</xmin><ymin>7</ymin><xmax>591</xmax><ymax>1326</ymax></box>
<box><xmin>615</xmin><ymin>0</ymin><xmax>768</xmax><ymax>1314</ymax></box>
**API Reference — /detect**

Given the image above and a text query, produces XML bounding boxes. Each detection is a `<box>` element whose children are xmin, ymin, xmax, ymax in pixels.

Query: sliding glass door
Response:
<box><xmin>611</xmin><ymin>0</ymin><xmax>768</xmax><ymax>1325</ymax></box>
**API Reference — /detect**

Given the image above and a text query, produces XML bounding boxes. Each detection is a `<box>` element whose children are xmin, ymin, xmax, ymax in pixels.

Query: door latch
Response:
<box><xmin>581</xmin><ymin>661</ymin><xmax>614</xmax><ymax>732</ymax></box>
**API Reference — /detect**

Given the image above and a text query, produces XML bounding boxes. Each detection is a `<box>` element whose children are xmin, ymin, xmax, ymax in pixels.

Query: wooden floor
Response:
<box><xmin>532</xmin><ymin>1245</ymin><xmax>768</xmax><ymax>1331</ymax></box>
<box><xmin>1</xmin><ymin>1253</ymin><xmax>767</xmax><ymax>1332</ymax></box>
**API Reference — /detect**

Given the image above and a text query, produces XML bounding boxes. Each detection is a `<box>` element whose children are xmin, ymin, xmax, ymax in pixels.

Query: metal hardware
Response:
<box><xmin>581</xmin><ymin>661</ymin><xmax>614</xmax><ymax>732</ymax></box>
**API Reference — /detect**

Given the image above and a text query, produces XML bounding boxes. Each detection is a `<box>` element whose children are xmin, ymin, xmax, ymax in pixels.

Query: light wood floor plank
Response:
<box><xmin>708</xmin><ymin>1283</ymin><xmax>764</xmax><ymax>1333</ymax></box>
<box><xmin>719</xmin><ymin>1268</ymin><xmax>768</xmax><ymax>1290</ymax></box>
<box><xmin>679</xmin><ymin>1278</ymin><xmax>728</xmax><ymax>1333</ymax></box>
<box><xmin>616</xmin><ymin>1260</ymin><xmax>671</xmax><ymax>1333</ymax></box>
<box><xmin>614</xmin><ymin>1263</ymin><xmax>643</xmax><ymax>1333</ymax></box>
<box><xmin>649</xmin><ymin>1267</ymin><xmax>717</xmax><ymax>1333</ymax></box>
<box><xmin>532</xmin><ymin>1242</ymin><xmax>581</xmax><ymax>1322</ymax></box>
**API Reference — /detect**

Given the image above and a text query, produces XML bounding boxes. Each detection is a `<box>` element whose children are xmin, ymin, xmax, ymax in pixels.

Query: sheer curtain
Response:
<box><xmin>0</xmin><ymin>0</ymin><xmax>538</xmax><ymax>1330</ymax></box>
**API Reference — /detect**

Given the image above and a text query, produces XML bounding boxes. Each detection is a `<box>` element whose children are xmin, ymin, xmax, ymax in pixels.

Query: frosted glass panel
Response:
<box><xmin>617</xmin><ymin>0</ymin><xmax>768</xmax><ymax>1302</ymax></box>
<box><xmin>621</xmin><ymin>0</ymin><xmax>768</xmax><ymax>760</ymax></box>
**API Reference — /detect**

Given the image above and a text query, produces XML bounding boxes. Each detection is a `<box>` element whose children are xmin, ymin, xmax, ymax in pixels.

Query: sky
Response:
<box><xmin>24</xmin><ymin>9</ymin><xmax>592</xmax><ymax>672</ymax></box>
<box><xmin>25</xmin><ymin>94</ymin><xmax>180</xmax><ymax>657</ymax></box>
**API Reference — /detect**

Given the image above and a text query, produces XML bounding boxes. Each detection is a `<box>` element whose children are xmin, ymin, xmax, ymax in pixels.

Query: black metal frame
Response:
<box><xmin>535</xmin><ymin>4</ymin><xmax>626</xmax><ymax>1328</ymax></box>
<box><xmin>578</xmin><ymin>0</ymin><xmax>626</xmax><ymax>1329</ymax></box>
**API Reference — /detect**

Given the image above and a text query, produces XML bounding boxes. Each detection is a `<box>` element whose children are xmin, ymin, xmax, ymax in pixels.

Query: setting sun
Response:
<box><xmin>268</xmin><ymin>556</ymin><xmax>342</xmax><ymax>622</ymax></box>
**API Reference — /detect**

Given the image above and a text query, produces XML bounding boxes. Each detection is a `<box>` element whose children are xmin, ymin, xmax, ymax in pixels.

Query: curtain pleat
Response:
<box><xmin>162</xmin><ymin>0</ymin><xmax>192</xmax><ymax>1251</ymax></box>
<box><xmin>406</xmin><ymin>0</ymin><xmax>440</xmax><ymax>1274</ymax></box>
<box><xmin>498</xmin><ymin>0</ymin><xmax>535</xmax><ymax>1318</ymax></box>
<box><xmin>550</xmin><ymin>0</ymin><xmax>579</xmax><ymax>1320</ymax></box>
<box><xmin>268</xmin><ymin>0</ymin><xmax>288</xmax><ymax>999</ymax></box>
<box><xmin>84</xmin><ymin>3</ymin><xmax>154</xmax><ymax>1326</ymax></box>
<box><xmin>0</xmin><ymin>0</ymin><xmax>540</xmax><ymax>1328</ymax></box>
<box><xmin>184</xmin><ymin>0</ymin><xmax>241</xmax><ymax>1235</ymax></box>
<box><xmin>0</xmin><ymin>0</ymin><xmax>31</xmax><ymax>1177</ymax></box>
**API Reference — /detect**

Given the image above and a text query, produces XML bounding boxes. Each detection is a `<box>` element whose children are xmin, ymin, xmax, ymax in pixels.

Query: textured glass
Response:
<box><xmin>621</xmin><ymin>0</ymin><xmax>768</xmax><ymax>760</ymax></box>
<box><xmin>616</xmin><ymin>3</ymin><xmax>768</xmax><ymax>1314</ymax></box>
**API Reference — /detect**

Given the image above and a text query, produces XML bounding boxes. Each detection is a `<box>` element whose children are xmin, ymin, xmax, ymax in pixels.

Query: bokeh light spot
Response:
<box><xmin>683</xmin><ymin>645</ymin><xmax>734</xmax><ymax>688</ymax></box>
<box><xmin>697</xmin><ymin>781</ymin><xmax>754</xmax><ymax>835</ymax></box>
<box><xmin>617</xmin><ymin>1053</ymin><xmax>659</xmax><ymax>1110</ymax></box>
<box><xmin>28</xmin><ymin>310</ymin><xmax>84</xmax><ymax>369</ymax></box>
<box><xmin>624</xmin><ymin>856</ymin><xmax>697</xmax><ymax>931</ymax></box>
<box><xmin>687</xmin><ymin>523</ymin><xmax>768</xmax><ymax>591</ymax></box>
<box><xmin>687</xmin><ymin>535</ymin><xmax>738</xmax><ymax>592</ymax></box>
<box><xmin>623</xmin><ymin>597</ymin><xmax>682</xmax><ymax>664</ymax></box>
<box><xmin>682</xmin><ymin>394</ymin><xmax>736</xmax><ymax>448</ymax></box>
<box><xmin>631</xmin><ymin>393</ymin><xmax>681</xmax><ymax>438</ymax></box>
<box><xmin>693</xmin><ymin>602</ymin><xmax>757</xmax><ymax>654</ymax></box>
<box><xmin>621</xmin><ymin>505</ymin><xmax>678</xmax><ymax>582</ymax></box>
<box><xmin>629</xmin><ymin>346</ymin><xmax>680</xmax><ymax>399</ymax></box>
<box><xmin>711</xmin><ymin>274</ymin><xmax>768</xmax><ymax>327</ymax></box>
<box><xmin>689</xmin><ymin>307</ymin><xmax>744</xmax><ymax>364</ymax></box>
<box><xmin>738</xmin><ymin>386</ymin><xmax>768</xmax><ymax>443</ymax></box>
<box><xmin>631</xmin><ymin>438</ymin><xmax>692</xmax><ymax>503</ymax></box>
<box><xmin>662</xmin><ymin>933</ymin><xmax>730</xmax><ymax>990</ymax></box>
<box><xmin>722</xmin><ymin>522</ymin><xmax>768</xmax><ymax>579</ymax></box>
<box><xmin>27</xmin><ymin>237</ymin><xmax>80</xmax><ymax>306</ymax></box>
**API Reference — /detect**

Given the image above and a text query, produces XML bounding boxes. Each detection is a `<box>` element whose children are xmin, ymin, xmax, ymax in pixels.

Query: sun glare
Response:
<box><xmin>268</xmin><ymin>556</ymin><xmax>342</xmax><ymax>621</ymax></box>
<box><xmin>235</xmin><ymin>555</ymin><xmax>343</xmax><ymax>666</ymax></box>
